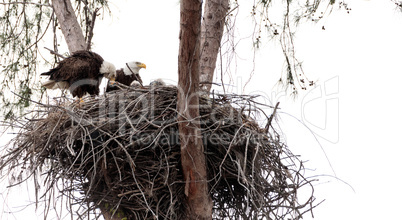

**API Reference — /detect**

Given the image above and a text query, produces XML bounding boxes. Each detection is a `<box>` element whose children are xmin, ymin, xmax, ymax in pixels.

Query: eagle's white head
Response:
<box><xmin>124</xmin><ymin>61</ymin><xmax>146</xmax><ymax>75</ymax></box>
<box><xmin>100</xmin><ymin>61</ymin><xmax>117</xmax><ymax>80</ymax></box>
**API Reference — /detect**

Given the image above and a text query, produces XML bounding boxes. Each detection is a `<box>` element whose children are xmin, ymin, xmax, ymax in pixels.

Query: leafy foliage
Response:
<box><xmin>0</xmin><ymin>0</ymin><xmax>109</xmax><ymax>120</ymax></box>
<box><xmin>392</xmin><ymin>0</ymin><xmax>402</xmax><ymax>10</ymax></box>
<box><xmin>0</xmin><ymin>1</ymin><xmax>52</xmax><ymax>119</ymax></box>
<box><xmin>250</xmin><ymin>0</ymin><xmax>347</xmax><ymax>95</ymax></box>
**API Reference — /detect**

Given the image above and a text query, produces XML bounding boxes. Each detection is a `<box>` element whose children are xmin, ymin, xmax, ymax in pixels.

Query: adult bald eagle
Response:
<box><xmin>41</xmin><ymin>50</ymin><xmax>116</xmax><ymax>98</ymax></box>
<box><xmin>106</xmin><ymin>61</ymin><xmax>146</xmax><ymax>92</ymax></box>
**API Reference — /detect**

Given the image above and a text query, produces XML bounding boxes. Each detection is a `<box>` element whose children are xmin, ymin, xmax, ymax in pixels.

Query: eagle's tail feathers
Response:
<box><xmin>42</xmin><ymin>80</ymin><xmax>69</xmax><ymax>90</ymax></box>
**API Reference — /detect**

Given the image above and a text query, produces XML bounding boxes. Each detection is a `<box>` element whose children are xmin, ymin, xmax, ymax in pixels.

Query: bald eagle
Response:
<box><xmin>41</xmin><ymin>50</ymin><xmax>116</xmax><ymax>98</ymax></box>
<box><xmin>106</xmin><ymin>61</ymin><xmax>146</xmax><ymax>92</ymax></box>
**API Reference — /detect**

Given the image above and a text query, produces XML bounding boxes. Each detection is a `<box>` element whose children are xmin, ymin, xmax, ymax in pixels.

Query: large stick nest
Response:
<box><xmin>1</xmin><ymin>85</ymin><xmax>318</xmax><ymax>219</ymax></box>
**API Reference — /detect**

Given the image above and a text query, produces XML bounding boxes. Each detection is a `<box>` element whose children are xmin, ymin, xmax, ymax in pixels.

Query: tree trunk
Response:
<box><xmin>51</xmin><ymin>0</ymin><xmax>86</xmax><ymax>53</ymax></box>
<box><xmin>199</xmin><ymin>0</ymin><xmax>229</xmax><ymax>92</ymax></box>
<box><xmin>178</xmin><ymin>0</ymin><xmax>212</xmax><ymax>219</ymax></box>
<box><xmin>52</xmin><ymin>1</ymin><xmax>122</xmax><ymax>219</ymax></box>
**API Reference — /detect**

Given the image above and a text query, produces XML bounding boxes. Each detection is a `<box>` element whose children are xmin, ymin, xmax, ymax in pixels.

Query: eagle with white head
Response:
<box><xmin>41</xmin><ymin>50</ymin><xmax>116</xmax><ymax>98</ymax></box>
<box><xmin>106</xmin><ymin>61</ymin><xmax>146</xmax><ymax>92</ymax></box>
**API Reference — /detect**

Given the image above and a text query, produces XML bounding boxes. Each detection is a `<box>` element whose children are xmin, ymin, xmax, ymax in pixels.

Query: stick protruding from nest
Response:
<box><xmin>1</xmin><ymin>86</ymin><xmax>319</xmax><ymax>219</ymax></box>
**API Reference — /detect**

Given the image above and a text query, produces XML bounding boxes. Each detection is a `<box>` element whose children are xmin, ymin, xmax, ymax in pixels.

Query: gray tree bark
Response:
<box><xmin>51</xmin><ymin>1</ymin><xmax>122</xmax><ymax>219</ymax></box>
<box><xmin>178</xmin><ymin>0</ymin><xmax>212</xmax><ymax>219</ymax></box>
<box><xmin>51</xmin><ymin>0</ymin><xmax>86</xmax><ymax>53</ymax></box>
<box><xmin>199</xmin><ymin>0</ymin><xmax>229</xmax><ymax>92</ymax></box>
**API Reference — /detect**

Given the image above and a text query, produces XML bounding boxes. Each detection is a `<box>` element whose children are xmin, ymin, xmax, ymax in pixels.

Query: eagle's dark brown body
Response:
<box><xmin>41</xmin><ymin>50</ymin><xmax>107</xmax><ymax>98</ymax></box>
<box><xmin>116</xmin><ymin>68</ymin><xmax>143</xmax><ymax>86</ymax></box>
<box><xmin>106</xmin><ymin>68</ymin><xmax>143</xmax><ymax>92</ymax></box>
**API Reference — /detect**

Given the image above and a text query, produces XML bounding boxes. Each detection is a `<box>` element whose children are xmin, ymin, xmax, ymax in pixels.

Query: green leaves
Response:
<box><xmin>0</xmin><ymin>0</ymin><xmax>110</xmax><ymax>120</ymax></box>
<box><xmin>0</xmin><ymin>1</ymin><xmax>49</xmax><ymax>119</ymax></box>
<box><xmin>251</xmin><ymin>0</ymin><xmax>322</xmax><ymax>94</ymax></box>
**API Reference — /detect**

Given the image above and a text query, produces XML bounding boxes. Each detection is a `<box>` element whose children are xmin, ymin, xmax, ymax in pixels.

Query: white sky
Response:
<box><xmin>2</xmin><ymin>0</ymin><xmax>402</xmax><ymax>219</ymax></box>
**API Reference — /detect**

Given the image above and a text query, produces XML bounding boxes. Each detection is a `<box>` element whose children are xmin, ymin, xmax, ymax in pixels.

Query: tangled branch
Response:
<box><xmin>1</xmin><ymin>86</ymin><xmax>319</xmax><ymax>219</ymax></box>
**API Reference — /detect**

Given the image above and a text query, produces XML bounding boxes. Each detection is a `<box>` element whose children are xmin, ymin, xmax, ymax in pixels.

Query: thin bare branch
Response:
<box><xmin>1</xmin><ymin>86</ymin><xmax>319</xmax><ymax>219</ymax></box>
<box><xmin>44</xmin><ymin>47</ymin><xmax>66</xmax><ymax>59</ymax></box>
<box><xmin>86</xmin><ymin>8</ymin><xmax>100</xmax><ymax>50</ymax></box>
<box><xmin>0</xmin><ymin>2</ymin><xmax>51</xmax><ymax>7</ymax></box>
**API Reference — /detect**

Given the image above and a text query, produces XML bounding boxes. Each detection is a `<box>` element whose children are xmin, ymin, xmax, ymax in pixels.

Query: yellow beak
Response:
<box><xmin>137</xmin><ymin>63</ymin><xmax>146</xmax><ymax>69</ymax></box>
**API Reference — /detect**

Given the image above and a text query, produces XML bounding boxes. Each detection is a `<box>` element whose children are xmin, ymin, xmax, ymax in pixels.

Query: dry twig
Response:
<box><xmin>1</xmin><ymin>86</ymin><xmax>318</xmax><ymax>219</ymax></box>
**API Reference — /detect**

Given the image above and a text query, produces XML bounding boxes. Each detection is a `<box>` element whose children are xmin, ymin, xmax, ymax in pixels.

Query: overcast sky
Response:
<box><xmin>1</xmin><ymin>0</ymin><xmax>402</xmax><ymax>219</ymax></box>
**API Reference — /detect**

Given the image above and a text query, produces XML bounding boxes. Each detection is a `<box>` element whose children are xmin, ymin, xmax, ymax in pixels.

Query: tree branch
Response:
<box><xmin>86</xmin><ymin>7</ymin><xmax>100</xmax><ymax>50</ymax></box>
<box><xmin>44</xmin><ymin>47</ymin><xmax>66</xmax><ymax>59</ymax></box>
<box><xmin>199</xmin><ymin>0</ymin><xmax>229</xmax><ymax>92</ymax></box>
<box><xmin>51</xmin><ymin>0</ymin><xmax>86</xmax><ymax>53</ymax></box>
<box><xmin>264</xmin><ymin>102</ymin><xmax>280</xmax><ymax>133</ymax></box>
<box><xmin>178</xmin><ymin>0</ymin><xmax>212</xmax><ymax>219</ymax></box>
<box><xmin>0</xmin><ymin>2</ymin><xmax>51</xmax><ymax>7</ymax></box>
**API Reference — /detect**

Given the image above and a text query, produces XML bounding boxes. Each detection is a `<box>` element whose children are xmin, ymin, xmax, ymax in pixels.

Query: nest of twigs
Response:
<box><xmin>1</xmin><ymin>85</ymin><xmax>318</xmax><ymax>219</ymax></box>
